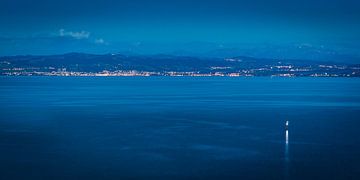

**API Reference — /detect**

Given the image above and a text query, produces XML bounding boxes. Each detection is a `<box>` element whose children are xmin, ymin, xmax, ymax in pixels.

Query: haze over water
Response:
<box><xmin>0</xmin><ymin>77</ymin><xmax>360</xmax><ymax>179</ymax></box>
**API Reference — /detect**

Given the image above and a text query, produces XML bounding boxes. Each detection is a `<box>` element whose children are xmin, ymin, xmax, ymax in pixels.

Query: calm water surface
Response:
<box><xmin>0</xmin><ymin>77</ymin><xmax>359</xmax><ymax>180</ymax></box>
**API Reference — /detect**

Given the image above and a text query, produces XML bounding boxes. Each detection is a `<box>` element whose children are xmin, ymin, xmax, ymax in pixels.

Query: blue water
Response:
<box><xmin>0</xmin><ymin>77</ymin><xmax>360</xmax><ymax>180</ymax></box>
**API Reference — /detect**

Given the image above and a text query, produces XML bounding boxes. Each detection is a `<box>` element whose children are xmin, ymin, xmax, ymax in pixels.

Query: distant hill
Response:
<box><xmin>0</xmin><ymin>53</ymin><xmax>359</xmax><ymax>77</ymax></box>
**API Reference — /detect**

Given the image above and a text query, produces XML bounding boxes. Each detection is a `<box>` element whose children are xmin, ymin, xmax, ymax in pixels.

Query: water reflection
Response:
<box><xmin>285</xmin><ymin>122</ymin><xmax>290</xmax><ymax>179</ymax></box>
<box><xmin>285</xmin><ymin>129</ymin><xmax>289</xmax><ymax>161</ymax></box>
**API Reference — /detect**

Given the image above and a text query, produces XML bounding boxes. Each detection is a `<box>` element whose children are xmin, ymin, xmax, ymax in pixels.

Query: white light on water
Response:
<box><xmin>285</xmin><ymin>129</ymin><xmax>290</xmax><ymax>178</ymax></box>
<box><xmin>285</xmin><ymin>129</ymin><xmax>289</xmax><ymax>163</ymax></box>
<box><xmin>286</xmin><ymin>130</ymin><xmax>289</xmax><ymax>144</ymax></box>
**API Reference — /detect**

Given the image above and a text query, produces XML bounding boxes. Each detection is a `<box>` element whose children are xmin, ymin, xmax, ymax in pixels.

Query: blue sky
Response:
<box><xmin>1</xmin><ymin>0</ymin><xmax>360</xmax><ymax>61</ymax></box>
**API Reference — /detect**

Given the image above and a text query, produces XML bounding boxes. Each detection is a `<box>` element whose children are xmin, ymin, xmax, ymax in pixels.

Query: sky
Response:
<box><xmin>0</xmin><ymin>0</ymin><xmax>360</xmax><ymax>61</ymax></box>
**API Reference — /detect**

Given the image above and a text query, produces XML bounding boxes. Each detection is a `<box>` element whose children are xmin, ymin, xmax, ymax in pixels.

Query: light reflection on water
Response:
<box><xmin>285</xmin><ymin>130</ymin><xmax>289</xmax><ymax>160</ymax></box>
<box><xmin>285</xmin><ymin>128</ymin><xmax>289</xmax><ymax>179</ymax></box>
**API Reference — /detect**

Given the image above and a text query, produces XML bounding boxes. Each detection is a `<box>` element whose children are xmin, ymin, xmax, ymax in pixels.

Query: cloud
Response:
<box><xmin>95</xmin><ymin>38</ymin><xmax>107</xmax><ymax>44</ymax></box>
<box><xmin>57</xmin><ymin>29</ymin><xmax>107</xmax><ymax>45</ymax></box>
<box><xmin>59</xmin><ymin>29</ymin><xmax>90</xmax><ymax>39</ymax></box>
<box><xmin>0</xmin><ymin>29</ymin><xmax>111</xmax><ymax>56</ymax></box>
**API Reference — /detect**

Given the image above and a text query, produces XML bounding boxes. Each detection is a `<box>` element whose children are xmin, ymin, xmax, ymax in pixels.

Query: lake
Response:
<box><xmin>0</xmin><ymin>77</ymin><xmax>359</xmax><ymax>179</ymax></box>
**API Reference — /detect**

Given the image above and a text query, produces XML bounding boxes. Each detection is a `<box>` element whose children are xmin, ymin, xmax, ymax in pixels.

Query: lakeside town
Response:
<box><xmin>2</xmin><ymin>67</ymin><xmax>359</xmax><ymax>77</ymax></box>
<box><xmin>1</xmin><ymin>53</ymin><xmax>359</xmax><ymax>77</ymax></box>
